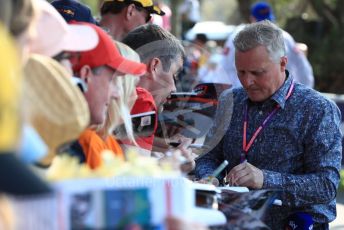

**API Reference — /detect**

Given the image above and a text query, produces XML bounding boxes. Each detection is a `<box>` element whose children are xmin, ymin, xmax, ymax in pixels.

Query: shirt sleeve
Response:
<box><xmin>262</xmin><ymin>99</ymin><xmax>342</xmax><ymax>208</ymax></box>
<box><xmin>195</xmin><ymin>138</ymin><xmax>225</xmax><ymax>179</ymax></box>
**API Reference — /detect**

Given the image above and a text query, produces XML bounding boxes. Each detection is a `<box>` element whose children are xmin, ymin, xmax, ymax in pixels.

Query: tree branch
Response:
<box><xmin>308</xmin><ymin>0</ymin><xmax>339</xmax><ymax>28</ymax></box>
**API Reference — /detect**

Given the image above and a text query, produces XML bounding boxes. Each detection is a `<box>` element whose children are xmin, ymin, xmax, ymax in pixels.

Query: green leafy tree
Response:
<box><xmin>80</xmin><ymin>0</ymin><xmax>344</xmax><ymax>92</ymax></box>
<box><xmin>306</xmin><ymin>0</ymin><xmax>344</xmax><ymax>92</ymax></box>
<box><xmin>80</xmin><ymin>0</ymin><xmax>100</xmax><ymax>16</ymax></box>
<box><xmin>340</xmin><ymin>170</ymin><xmax>344</xmax><ymax>192</ymax></box>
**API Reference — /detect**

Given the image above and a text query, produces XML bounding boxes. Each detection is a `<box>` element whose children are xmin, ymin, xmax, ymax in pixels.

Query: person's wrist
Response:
<box><xmin>180</xmin><ymin>160</ymin><xmax>195</xmax><ymax>173</ymax></box>
<box><xmin>205</xmin><ymin>176</ymin><xmax>219</xmax><ymax>186</ymax></box>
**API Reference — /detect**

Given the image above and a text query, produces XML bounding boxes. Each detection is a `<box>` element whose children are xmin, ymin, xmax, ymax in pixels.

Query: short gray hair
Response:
<box><xmin>91</xmin><ymin>65</ymin><xmax>107</xmax><ymax>75</ymax></box>
<box><xmin>233</xmin><ymin>20</ymin><xmax>285</xmax><ymax>63</ymax></box>
<box><xmin>122</xmin><ymin>24</ymin><xmax>185</xmax><ymax>72</ymax></box>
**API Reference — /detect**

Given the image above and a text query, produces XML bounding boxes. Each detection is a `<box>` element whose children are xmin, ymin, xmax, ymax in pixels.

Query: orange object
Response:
<box><xmin>78</xmin><ymin>129</ymin><xmax>124</xmax><ymax>169</ymax></box>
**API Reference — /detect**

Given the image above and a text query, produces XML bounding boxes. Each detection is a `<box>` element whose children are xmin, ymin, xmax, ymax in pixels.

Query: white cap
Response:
<box><xmin>30</xmin><ymin>0</ymin><xmax>99</xmax><ymax>57</ymax></box>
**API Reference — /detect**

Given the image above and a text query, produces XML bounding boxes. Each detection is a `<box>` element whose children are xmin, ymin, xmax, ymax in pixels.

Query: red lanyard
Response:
<box><xmin>241</xmin><ymin>82</ymin><xmax>295</xmax><ymax>162</ymax></box>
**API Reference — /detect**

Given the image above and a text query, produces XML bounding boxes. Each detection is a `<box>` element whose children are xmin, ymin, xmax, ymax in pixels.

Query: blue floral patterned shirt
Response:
<box><xmin>195</xmin><ymin>74</ymin><xmax>342</xmax><ymax>228</ymax></box>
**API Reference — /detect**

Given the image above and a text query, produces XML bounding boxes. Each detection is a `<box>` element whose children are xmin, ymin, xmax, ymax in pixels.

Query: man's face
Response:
<box><xmin>152</xmin><ymin>55</ymin><xmax>183</xmax><ymax>107</ymax></box>
<box><xmin>127</xmin><ymin>5</ymin><xmax>151</xmax><ymax>32</ymax></box>
<box><xmin>84</xmin><ymin>66</ymin><xmax>121</xmax><ymax>125</ymax></box>
<box><xmin>235</xmin><ymin>45</ymin><xmax>287</xmax><ymax>102</ymax></box>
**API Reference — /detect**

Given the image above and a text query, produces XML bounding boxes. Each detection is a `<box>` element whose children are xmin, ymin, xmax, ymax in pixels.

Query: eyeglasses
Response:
<box><xmin>71</xmin><ymin>76</ymin><xmax>88</xmax><ymax>93</ymax></box>
<box><xmin>134</xmin><ymin>5</ymin><xmax>151</xmax><ymax>23</ymax></box>
<box><xmin>173</xmin><ymin>68</ymin><xmax>183</xmax><ymax>84</ymax></box>
<box><xmin>52</xmin><ymin>51</ymin><xmax>72</xmax><ymax>62</ymax></box>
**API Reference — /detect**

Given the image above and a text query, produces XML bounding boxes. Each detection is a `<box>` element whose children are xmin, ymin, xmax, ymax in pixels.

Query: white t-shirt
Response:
<box><xmin>178</xmin><ymin>0</ymin><xmax>201</xmax><ymax>23</ymax></box>
<box><xmin>218</xmin><ymin>24</ymin><xmax>246</xmax><ymax>88</ymax></box>
<box><xmin>219</xmin><ymin>24</ymin><xmax>315</xmax><ymax>88</ymax></box>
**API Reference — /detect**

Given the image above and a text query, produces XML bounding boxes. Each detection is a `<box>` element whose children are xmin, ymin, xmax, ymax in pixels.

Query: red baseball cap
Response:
<box><xmin>71</xmin><ymin>22</ymin><xmax>146</xmax><ymax>76</ymax></box>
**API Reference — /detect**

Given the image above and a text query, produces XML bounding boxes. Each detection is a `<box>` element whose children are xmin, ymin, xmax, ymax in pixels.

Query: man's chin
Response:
<box><xmin>247</xmin><ymin>91</ymin><xmax>264</xmax><ymax>101</ymax></box>
<box><xmin>155</xmin><ymin>97</ymin><xmax>165</xmax><ymax>108</ymax></box>
<box><xmin>248</xmin><ymin>96</ymin><xmax>267</xmax><ymax>103</ymax></box>
<box><xmin>89</xmin><ymin>120</ymin><xmax>103</xmax><ymax>127</ymax></box>
<box><xmin>89</xmin><ymin>115</ymin><xmax>106</xmax><ymax>127</ymax></box>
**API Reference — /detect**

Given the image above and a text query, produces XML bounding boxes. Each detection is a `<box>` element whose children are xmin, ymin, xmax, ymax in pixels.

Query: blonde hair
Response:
<box><xmin>0</xmin><ymin>0</ymin><xmax>35</xmax><ymax>38</ymax></box>
<box><xmin>97</xmin><ymin>42</ymin><xmax>141</xmax><ymax>144</ymax></box>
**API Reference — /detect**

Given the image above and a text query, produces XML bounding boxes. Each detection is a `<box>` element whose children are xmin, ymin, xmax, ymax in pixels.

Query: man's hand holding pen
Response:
<box><xmin>224</xmin><ymin>161</ymin><xmax>264</xmax><ymax>189</ymax></box>
<box><xmin>196</xmin><ymin>160</ymin><xmax>228</xmax><ymax>186</ymax></box>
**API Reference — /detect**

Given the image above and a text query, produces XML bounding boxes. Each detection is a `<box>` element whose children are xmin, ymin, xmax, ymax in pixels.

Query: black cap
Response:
<box><xmin>0</xmin><ymin>152</ymin><xmax>52</xmax><ymax>196</ymax></box>
<box><xmin>102</xmin><ymin>0</ymin><xmax>165</xmax><ymax>16</ymax></box>
<box><xmin>51</xmin><ymin>0</ymin><xmax>97</xmax><ymax>24</ymax></box>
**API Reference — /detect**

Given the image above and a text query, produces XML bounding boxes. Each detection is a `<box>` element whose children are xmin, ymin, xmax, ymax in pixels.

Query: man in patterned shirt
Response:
<box><xmin>195</xmin><ymin>20</ymin><xmax>342</xmax><ymax>229</ymax></box>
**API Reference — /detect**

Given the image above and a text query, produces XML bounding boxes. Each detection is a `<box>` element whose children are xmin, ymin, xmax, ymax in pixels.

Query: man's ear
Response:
<box><xmin>148</xmin><ymin>57</ymin><xmax>161</xmax><ymax>81</ymax></box>
<box><xmin>79</xmin><ymin>65</ymin><xmax>92</xmax><ymax>83</ymax></box>
<box><xmin>280</xmin><ymin>56</ymin><xmax>288</xmax><ymax>72</ymax></box>
<box><xmin>125</xmin><ymin>4</ymin><xmax>136</xmax><ymax>20</ymax></box>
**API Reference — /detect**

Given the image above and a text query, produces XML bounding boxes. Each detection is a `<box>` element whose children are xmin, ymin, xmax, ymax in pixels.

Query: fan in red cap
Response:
<box><xmin>61</xmin><ymin>22</ymin><xmax>147</xmax><ymax>169</ymax></box>
<box><xmin>71</xmin><ymin>22</ymin><xmax>146</xmax><ymax>75</ymax></box>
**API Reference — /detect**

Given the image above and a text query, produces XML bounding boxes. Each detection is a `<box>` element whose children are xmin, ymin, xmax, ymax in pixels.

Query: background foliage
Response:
<box><xmin>82</xmin><ymin>0</ymin><xmax>344</xmax><ymax>93</ymax></box>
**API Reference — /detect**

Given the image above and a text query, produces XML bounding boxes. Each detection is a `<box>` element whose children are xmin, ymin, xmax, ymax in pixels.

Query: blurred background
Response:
<box><xmin>80</xmin><ymin>0</ymin><xmax>344</xmax><ymax>94</ymax></box>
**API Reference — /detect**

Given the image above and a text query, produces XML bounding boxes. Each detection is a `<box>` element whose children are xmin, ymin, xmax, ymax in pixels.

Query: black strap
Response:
<box><xmin>58</xmin><ymin>140</ymin><xmax>86</xmax><ymax>164</ymax></box>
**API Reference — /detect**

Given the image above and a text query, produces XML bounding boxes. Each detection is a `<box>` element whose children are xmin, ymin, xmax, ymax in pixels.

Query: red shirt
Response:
<box><xmin>122</xmin><ymin>87</ymin><xmax>157</xmax><ymax>150</ymax></box>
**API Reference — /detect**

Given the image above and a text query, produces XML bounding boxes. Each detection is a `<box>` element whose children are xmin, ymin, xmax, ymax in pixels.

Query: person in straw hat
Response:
<box><xmin>8</xmin><ymin>0</ymin><xmax>99</xmax><ymax>165</ymax></box>
<box><xmin>0</xmin><ymin>0</ymin><xmax>57</xmax><ymax>192</ymax></box>
<box><xmin>23</xmin><ymin>54</ymin><xmax>91</xmax><ymax>167</ymax></box>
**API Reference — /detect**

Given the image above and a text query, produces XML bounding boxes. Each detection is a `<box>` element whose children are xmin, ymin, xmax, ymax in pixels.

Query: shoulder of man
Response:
<box><xmin>293</xmin><ymin>83</ymin><xmax>341</xmax><ymax>116</ymax></box>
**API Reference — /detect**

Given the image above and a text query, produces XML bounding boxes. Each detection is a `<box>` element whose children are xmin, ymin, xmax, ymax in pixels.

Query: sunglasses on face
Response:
<box><xmin>134</xmin><ymin>5</ymin><xmax>152</xmax><ymax>23</ymax></box>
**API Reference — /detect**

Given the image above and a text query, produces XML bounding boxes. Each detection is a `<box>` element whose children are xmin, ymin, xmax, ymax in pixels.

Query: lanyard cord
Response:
<box><xmin>241</xmin><ymin>81</ymin><xmax>295</xmax><ymax>162</ymax></box>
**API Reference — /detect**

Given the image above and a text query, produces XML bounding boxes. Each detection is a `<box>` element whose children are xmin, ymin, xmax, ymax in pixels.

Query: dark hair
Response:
<box><xmin>100</xmin><ymin>0</ymin><xmax>150</xmax><ymax>16</ymax></box>
<box><xmin>122</xmin><ymin>24</ymin><xmax>185</xmax><ymax>72</ymax></box>
<box><xmin>100</xmin><ymin>1</ymin><xmax>127</xmax><ymax>15</ymax></box>
<box><xmin>195</xmin><ymin>33</ymin><xmax>208</xmax><ymax>43</ymax></box>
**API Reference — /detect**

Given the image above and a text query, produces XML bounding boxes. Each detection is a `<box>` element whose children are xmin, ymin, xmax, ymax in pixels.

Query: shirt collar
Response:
<box><xmin>271</xmin><ymin>71</ymin><xmax>293</xmax><ymax>109</ymax></box>
<box><xmin>243</xmin><ymin>71</ymin><xmax>293</xmax><ymax>109</ymax></box>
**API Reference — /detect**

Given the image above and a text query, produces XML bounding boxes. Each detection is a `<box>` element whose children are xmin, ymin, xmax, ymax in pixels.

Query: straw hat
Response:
<box><xmin>23</xmin><ymin>54</ymin><xmax>90</xmax><ymax>166</ymax></box>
